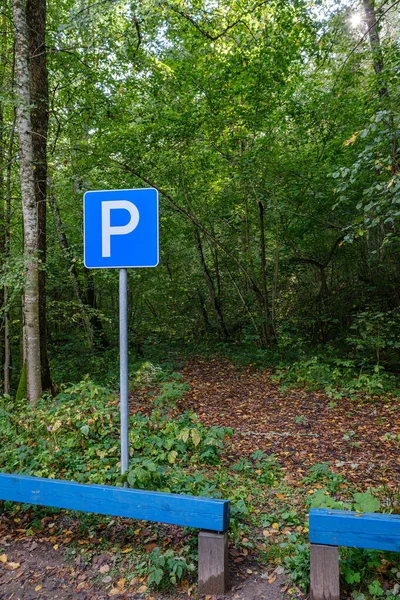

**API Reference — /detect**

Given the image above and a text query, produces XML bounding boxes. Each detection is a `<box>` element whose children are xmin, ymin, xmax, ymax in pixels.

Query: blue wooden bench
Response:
<box><xmin>0</xmin><ymin>473</ymin><xmax>230</xmax><ymax>595</ymax></box>
<box><xmin>309</xmin><ymin>508</ymin><xmax>400</xmax><ymax>600</ymax></box>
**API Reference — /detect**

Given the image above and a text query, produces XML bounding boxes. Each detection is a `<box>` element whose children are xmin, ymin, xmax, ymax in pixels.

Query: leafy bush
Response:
<box><xmin>124</xmin><ymin>411</ymin><xmax>233</xmax><ymax>490</ymax></box>
<box><xmin>303</xmin><ymin>463</ymin><xmax>346</xmax><ymax>493</ymax></box>
<box><xmin>0</xmin><ymin>378</ymin><xmax>120</xmax><ymax>483</ymax></box>
<box><xmin>284</xmin><ymin>544</ymin><xmax>310</xmax><ymax>592</ymax></box>
<box><xmin>308</xmin><ymin>488</ymin><xmax>380</xmax><ymax>513</ymax></box>
<box><xmin>274</xmin><ymin>355</ymin><xmax>399</xmax><ymax>398</ymax></box>
<box><xmin>146</xmin><ymin>547</ymin><xmax>196</xmax><ymax>589</ymax></box>
<box><xmin>0</xmin><ymin>373</ymin><xmax>232</xmax><ymax>489</ymax></box>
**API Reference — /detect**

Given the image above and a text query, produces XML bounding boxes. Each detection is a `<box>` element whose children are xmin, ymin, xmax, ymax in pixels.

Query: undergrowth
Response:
<box><xmin>1</xmin><ymin>360</ymin><xmax>399</xmax><ymax>597</ymax></box>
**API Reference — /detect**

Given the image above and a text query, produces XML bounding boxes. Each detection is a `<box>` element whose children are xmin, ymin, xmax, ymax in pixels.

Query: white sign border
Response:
<box><xmin>83</xmin><ymin>187</ymin><xmax>159</xmax><ymax>269</ymax></box>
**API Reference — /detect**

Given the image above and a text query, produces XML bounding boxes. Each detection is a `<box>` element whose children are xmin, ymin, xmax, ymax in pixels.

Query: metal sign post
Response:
<box><xmin>119</xmin><ymin>268</ymin><xmax>129</xmax><ymax>477</ymax></box>
<box><xmin>83</xmin><ymin>188</ymin><xmax>159</xmax><ymax>480</ymax></box>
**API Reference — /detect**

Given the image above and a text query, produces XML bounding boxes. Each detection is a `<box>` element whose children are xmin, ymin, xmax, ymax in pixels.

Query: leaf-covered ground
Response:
<box><xmin>174</xmin><ymin>358</ymin><xmax>400</xmax><ymax>489</ymax></box>
<box><xmin>1</xmin><ymin>357</ymin><xmax>399</xmax><ymax>600</ymax></box>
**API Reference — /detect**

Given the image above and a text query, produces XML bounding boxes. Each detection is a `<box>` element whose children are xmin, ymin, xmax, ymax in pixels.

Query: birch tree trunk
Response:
<box><xmin>12</xmin><ymin>0</ymin><xmax>42</xmax><ymax>405</ymax></box>
<box><xmin>27</xmin><ymin>0</ymin><xmax>52</xmax><ymax>391</ymax></box>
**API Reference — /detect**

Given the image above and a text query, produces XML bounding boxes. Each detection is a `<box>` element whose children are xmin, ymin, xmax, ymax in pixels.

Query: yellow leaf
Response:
<box><xmin>35</xmin><ymin>585</ymin><xmax>42</xmax><ymax>591</ymax></box>
<box><xmin>53</xmin><ymin>544</ymin><xmax>59</xmax><ymax>550</ymax></box>
<box><xmin>108</xmin><ymin>589</ymin><xmax>120</xmax><ymax>597</ymax></box>
<box><xmin>138</xmin><ymin>585</ymin><xmax>148</xmax><ymax>593</ymax></box>
<box><xmin>0</xmin><ymin>555</ymin><xmax>7</xmax><ymax>563</ymax></box>
<box><xmin>268</xmin><ymin>575</ymin><xmax>277</xmax><ymax>584</ymax></box>
<box><xmin>344</xmin><ymin>132</ymin><xmax>359</xmax><ymax>146</ymax></box>
<box><xmin>117</xmin><ymin>578</ymin><xmax>126</xmax><ymax>589</ymax></box>
<box><xmin>4</xmin><ymin>562</ymin><xmax>20</xmax><ymax>570</ymax></box>
<box><xmin>272</xmin><ymin>523</ymin><xmax>279</xmax><ymax>529</ymax></box>
<box><xmin>122</xmin><ymin>547</ymin><xmax>132</xmax><ymax>554</ymax></box>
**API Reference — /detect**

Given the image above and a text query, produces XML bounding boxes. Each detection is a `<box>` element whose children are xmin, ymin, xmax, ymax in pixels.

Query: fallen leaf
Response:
<box><xmin>35</xmin><ymin>585</ymin><xmax>42</xmax><ymax>591</ymax></box>
<box><xmin>4</xmin><ymin>562</ymin><xmax>21</xmax><ymax>570</ymax></box>
<box><xmin>0</xmin><ymin>555</ymin><xmax>7</xmax><ymax>563</ymax></box>
<box><xmin>268</xmin><ymin>575</ymin><xmax>277</xmax><ymax>584</ymax></box>
<box><xmin>100</xmin><ymin>565</ymin><xmax>110</xmax><ymax>574</ymax></box>
<box><xmin>274</xmin><ymin>565</ymin><xmax>285</xmax><ymax>575</ymax></box>
<box><xmin>102</xmin><ymin>576</ymin><xmax>112</xmax><ymax>584</ymax></box>
<box><xmin>137</xmin><ymin>585</ymin><xmax>148</xmax><ymax>593</ymax></box>
<box><xmin>262</xmin><ymin>530</ymin><xmax>271</xmax><ymax>537</ymax></box>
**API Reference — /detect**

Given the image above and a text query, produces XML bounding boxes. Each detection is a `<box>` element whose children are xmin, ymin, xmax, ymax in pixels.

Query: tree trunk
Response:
<box><xmin>193</xmin><ymin>227</ymin><xmax>229</xmax><ymax>340</ymax></box>
<box><xmin>258</xmin><ymin>201</ymin><xmax>275</xmax><ymax>347</ymax></box>
<box><xmin>27</xmin><ymin>0</ymin><xmax>52</xmax><ymax>391</ymax></box>
<box><xmin>4</xmin><ymin>100</ymin><xmax>16</xmax><ymax>396</ymax></box>
<box><xmin>363</xmin><ymin>0</ymin><xmax>385</xmax><ymax>80</ymax></box>
<box><xmin>363</xmin><ymin>0</ymin><xmax>398</xmax><ymax>172</ymax></box>
<box><xmin>84</xmin><ymin>268</ymin><xmax>109</xmax><ymax>348</ymax></box>
<box><xmin>0</xmin><ymin>104</ymin><xmax>5</xmax><ymax>387</ymax></box>
<box><xmin>12</xmin><ymin>0</ymin><xmax>42</xmax><ymax>405</ymax></box>
<box><xmin>4</xmin><ymin>107</ymin><xmax>15</xmax><ymax>396</ymax></box>
<box><xmin>48</xmin><ymin>184</ymin><xmax>95</xmax><ymax>347</ymax></box>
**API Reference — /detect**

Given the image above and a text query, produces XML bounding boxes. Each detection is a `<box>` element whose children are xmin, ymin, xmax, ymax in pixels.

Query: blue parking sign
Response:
<box><xmin>84</xmin><ymin>188</ymin><xmax>159</xmax><ymax>268</ymax></box>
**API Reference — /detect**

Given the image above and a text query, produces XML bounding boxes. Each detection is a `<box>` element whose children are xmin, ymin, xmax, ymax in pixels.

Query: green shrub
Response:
<box><xmin>146</xmin><ymin>547</ymin><xmax>196</xmax><ymax>589</ymax></box>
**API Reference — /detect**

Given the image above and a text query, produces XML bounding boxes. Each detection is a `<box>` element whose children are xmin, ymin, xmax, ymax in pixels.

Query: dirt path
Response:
<box><xmin>176</xmin><ymin>358</ymin><xmax>400</xmax><ymax>488</ymax></box>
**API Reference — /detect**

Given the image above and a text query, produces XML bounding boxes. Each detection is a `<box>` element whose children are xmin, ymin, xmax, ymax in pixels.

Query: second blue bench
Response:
<box><xmin>309</xmin><ymin>508</ymin><xmax>400</xmax><ymax>600</ymax></box>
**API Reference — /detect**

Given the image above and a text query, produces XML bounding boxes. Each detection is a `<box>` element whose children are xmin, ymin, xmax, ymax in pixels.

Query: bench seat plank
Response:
<box><xmin>0</xmin><ymin>473</ymin><xmax>230</xmax><ymax>532</ymax></box>
<box><xmin>310</xmin><ymin>508</ymin><xmax>400</xmax><ymax>552</ymax></box>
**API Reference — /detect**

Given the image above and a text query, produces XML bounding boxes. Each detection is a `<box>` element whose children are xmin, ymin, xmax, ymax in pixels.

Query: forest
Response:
<box><xmin>0</xmin><ymin>0</ymin><xmax>400</xmax><ymax>599</ymax></box>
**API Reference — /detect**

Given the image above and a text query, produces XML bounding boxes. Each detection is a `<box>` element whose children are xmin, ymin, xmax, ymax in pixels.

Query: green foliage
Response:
<box><xmin>125</xmin><ymin>409</ymin><xmax>233</xmax><ymax>488</ymax></box>
<box><xmin>153</xmin><ymin>381</ymin><xmax>190</xmax><ymax>409</ymax></box>
<box><xmin>0</xmin><ymin>364</ymin><xmax>233</xmax><ymax>493</ymax></box>
<box><xmin>284</xmin><ymin>544</ymin><xmax>310</xmax><ymax>592</ymax></box>
<box><xmin>0</xmin><ymin>377</ymin><xmax>120</xmax><ymax>483</ymax></box>
<box><xmin>353</xmin><ymin>492</ymin><xmax>381</xmax><ymax>513</ymax></box>
<box><xmin>308</xmin><ymin>487</ymin><xmax>380</xmax><ymax>513</ymax></box>
<box><xmin>309</xmin><ymin>490</ymin><xmax>350</xmax><ymax>510</ymax></box>
<box><xmin>347</xmin><ymin>309</ymin><xmax>400</xmax><ymax>370</ymax></box>
<box><xmin>274</xmin><ymin>356</ymin><xmax>399</xmax><ymax>398</ymax></box>
<box><xmin>146</xmin><ymin>547</ymin><xmax>196</xmax><ymax>589</ymax></box>
<box><xmin>303</xmin><ymin>463</ymin><xmax>346</xmax><ymax>494</ymax></box>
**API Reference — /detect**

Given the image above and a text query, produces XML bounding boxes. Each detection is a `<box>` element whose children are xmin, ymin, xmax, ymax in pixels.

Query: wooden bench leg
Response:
<box><xmin>310</xmin><ymin>544</ymin><xmax>340</xmax><ymax>600</ymax></box>
<box><xmin>198</xmin><ymin>530</ymin><xmax>229</xmax><ymax>596</ymax></box>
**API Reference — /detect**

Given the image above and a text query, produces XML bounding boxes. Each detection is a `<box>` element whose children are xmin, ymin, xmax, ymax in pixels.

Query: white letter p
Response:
<box><xmin>101</xmin><ymin>200</ymin><xmax>139</xmax><ymax>258</ymax></box>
